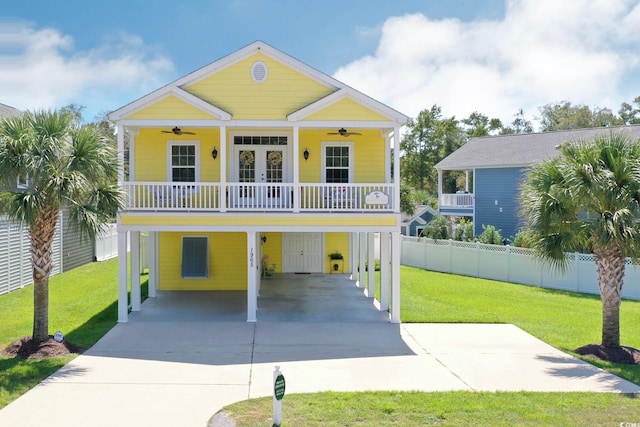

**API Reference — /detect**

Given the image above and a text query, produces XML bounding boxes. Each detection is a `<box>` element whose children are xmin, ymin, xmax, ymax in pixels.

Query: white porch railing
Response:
<box><xmin>122</xmin><ymin>182</ymin><xmax>396</xmax><ymax>212</ymax></box>
<box><xmin>440</xmin><ymin>193</ymin><xmax>474</xmax><ymax>208</ymax></box>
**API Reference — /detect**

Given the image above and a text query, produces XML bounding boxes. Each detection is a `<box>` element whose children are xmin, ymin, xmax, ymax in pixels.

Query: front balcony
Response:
<box><xmin>439</xmin><ymin>192</ymin><xmax>475</xmax><ymax>216</ymax></box>
<box><xmin>122</xmin><ymin>182</ymin><xmax>396</xmax><ymax>213</ymax></box>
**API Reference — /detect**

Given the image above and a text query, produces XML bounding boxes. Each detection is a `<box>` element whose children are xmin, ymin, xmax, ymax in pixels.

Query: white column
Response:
<box><xmin>438</xmin><ymin>169</ymin><xmax>443</xmax><ymax>206</ymax></box>
<box><xmin>148</xmin><ymin>231</ymin><xmax>157</xmax><ymax>298</ymax></box>
<box><xmin>117</xmin><ymin>231</ymin><xmax>128</xmax><ymax>323</ymax></box>
<box><xmin>292</xmin><ymin>125</ymin><xmax>300</xmax><ymax>212</ymax></box>
<box><xmin>131</xmin><ymin>231</ymin><xmax>141</xmax><ymax>311</ymax></box>
<box><xmin>129</xmin><ymin>130</ymin><xmax>137</xmax><ymax>182</ymax></box>
<box><xmin>367</xmin><ymin>232</ymin><xmax>376</xmax><ymax>298</ymax></box>
<box><xmin>390</xmin><ymin>232</ymin><xmax>401</xmax><ymax>323</ymax></box>
<box><xmin>393</xmin><ymin>126</ymin><xmax>400</xmax><ymax>213</ymax></box>
<box><xmin>465</xmin><ymin>170</ymin><xmax>470</xmax><ymax>192</ymax></box>
<box><xmin>350</xmin><ymin>232</ymin><xmax>358</xmax><ymax>279</ymax></box>
<box><xmin>247</xmin><ymin>231</ymin><xmax>257</xmax><ymax>322</ymax></box>
<box><xmin>117</xmin><ymin>124</ymin><xmax>125</xmax><ymax>186</ymax></box>
<box><xmin>380</xmin><ymin>231</ymin><xmax>390</xmax><ymax>311</ymax></box>
<box><xmin>358</xmin><ymin>233</ymin><xmax>366</xmax><ymax>288</ymax></box>
<box><xmin>219</xmin><ymin>125</ymin><xmax>227</xmax><ymax>212</ymax></box>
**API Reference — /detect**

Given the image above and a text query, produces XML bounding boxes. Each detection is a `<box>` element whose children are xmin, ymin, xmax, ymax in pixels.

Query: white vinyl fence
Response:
<box><xmin>95</xmin><ymin>223</ymin><xmax>118</xmax><ymax>261</ymax></box>
<box><xmin>0</xmin><ymin>216</ymin><xmax>62</xmax><ymax>296</ymax></box>
<box><xmin>401</xmin><ymin>236</ymin><xmax>640</xmax><ymax>301</ymax></box>
<box><xmin>0</xmin><ymin>216</ymin><xmax>118</xmax><ymax>296</ymax></box>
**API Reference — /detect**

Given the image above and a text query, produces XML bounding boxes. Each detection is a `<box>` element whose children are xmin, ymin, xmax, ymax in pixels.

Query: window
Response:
<box><xmin>323</xmin><ymin>144</ymin><xmax>352</xmax><ymax>183</ymax></box>
<box><xmin>182</xmin><ymin>237</ymin><xmax>208</xmax><ymax>278</ymax></box>
<box><xmin>16</xmin><ymin>175</ymin><xmax>28</xmax><ymax>189</ymax></box>
<box><xmin>168</xmin><ymin>142</ymin><xmax>199</xmax><ymax>182</ymax></box>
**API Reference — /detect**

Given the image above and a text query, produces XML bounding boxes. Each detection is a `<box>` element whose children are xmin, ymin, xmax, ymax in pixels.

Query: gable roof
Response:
<box><xmin>436</xmin><ymin>125</ymin><xmax>640</xmax><ymax>170</ymax></box>
<box><xmin>0</xmin><ymin>103</ymin><xmax>23</xmax><ymax>118</ymax></box>
<box><xmin>108</xmin><ymin>41</ymin><xmax>408</xmax><ymax>124</ymax></box>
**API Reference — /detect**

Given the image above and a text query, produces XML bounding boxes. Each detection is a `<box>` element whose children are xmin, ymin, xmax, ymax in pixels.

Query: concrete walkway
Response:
<box><xmin>1</xmin><ymin>277</ymin><xmax>639</xmax><ymax>426</ymax></box>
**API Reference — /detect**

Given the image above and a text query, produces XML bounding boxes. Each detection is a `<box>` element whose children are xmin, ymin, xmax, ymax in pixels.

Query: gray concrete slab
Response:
<box><xmin>1</xmin><ymin>277</ymin><xmax>639</xmax><ymax>427</ymax></box>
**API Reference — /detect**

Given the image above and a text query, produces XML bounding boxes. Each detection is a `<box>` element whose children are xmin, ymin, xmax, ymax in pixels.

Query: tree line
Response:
<box><xmin>400</xmin><ymin>96</ymin><xmax>640</xmax><ymax>213</ymax></box>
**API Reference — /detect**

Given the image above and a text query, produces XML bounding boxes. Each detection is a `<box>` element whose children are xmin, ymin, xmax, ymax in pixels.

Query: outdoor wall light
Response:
<box><xmin>303</xmin><ymin>148</ymin><xmax>309</xmax><ymax>160</ymax></box>
<box><xmin>261</xmin><ymin>234</ymin><xmax>267</xmax><ymax>244</ymax></box>
<box><xmin>211</xmin><ymin>146</ymin><xmax>218</xmax><ymax>160</ymax></box>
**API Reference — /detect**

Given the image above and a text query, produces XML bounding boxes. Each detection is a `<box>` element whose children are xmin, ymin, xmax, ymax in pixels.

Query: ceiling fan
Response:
<box><xmin>161</xmin><ymin>126</ymin><xmax>196</xmax><ymax>136</ymax></box>
<box><xmin>327</xmin><ymin>127</ymin><xmax>362</xmax><ymax>137</ymax></box>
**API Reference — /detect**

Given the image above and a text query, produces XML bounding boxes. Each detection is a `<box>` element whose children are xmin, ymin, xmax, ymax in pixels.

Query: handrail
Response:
<box><xmin>122</xmin><ymin>182</ymin><xmax>396</xmax><ymax>212</ymax></box>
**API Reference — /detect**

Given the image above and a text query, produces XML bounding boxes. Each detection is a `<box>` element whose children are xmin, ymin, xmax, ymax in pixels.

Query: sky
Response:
<box><xmin>2</xmin><ymin>0</ymin><xmax>640</xmax><ymax>129</ymax></box>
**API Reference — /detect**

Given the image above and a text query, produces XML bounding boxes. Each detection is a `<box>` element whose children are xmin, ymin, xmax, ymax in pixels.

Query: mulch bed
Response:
<box><xmin>574</xmin><ymin>344</ymin><xmax>640</xmax><ymax>365</ymax></box>
<box><xmin>1</xmin><ymin>336</ymin><xmax>82</xmax><ymax>360</ymax></box>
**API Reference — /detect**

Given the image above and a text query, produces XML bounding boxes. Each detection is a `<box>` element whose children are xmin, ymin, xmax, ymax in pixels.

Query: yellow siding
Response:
<box><xmin>325</xmin><ymin>232</ymin><xmax>350</xmax><ymax>273</ymax></box>
<box><xmin>134</xmin><ymin>128</ymin><xmax>220</xmax><ymax>182</ymax></box>
<box><xmin>158</xmin><ymin>232</ymin><xmax>247</xmax><ymax>290</ymax></box>
<box><xmin>128</xmin><ymin>96</ymin><xmax>218</xmax><ymax>120</ymax></box>
<box><xmin>121</xmin><ymin>214</ymin><xmax>399</xmax><ymax>227</ymax></box>
<box><xmin>186</xmin><ymin>53</ymin><xmax>333</xmax><ymax>120</ymax></box>
<box><xmin>304</xmin><ymin>97</ymin><xmax>389</xmax><ymax>121</ymax></box>
<box><xmin>260</xmin><ymin>232</ymin><xmax>282</xmax><ymax>273</ymax></box>
<box><xmin>298</xmin><ymin>129</ymin><xmax>386</xmax><ymax>183</ymax></box>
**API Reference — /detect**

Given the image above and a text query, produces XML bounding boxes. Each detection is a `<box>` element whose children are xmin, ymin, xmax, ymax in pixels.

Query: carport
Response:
<box><xmin>131</xmin><ymin>273</ymin><xmax>389</xmax><ymax>323</ymax></box>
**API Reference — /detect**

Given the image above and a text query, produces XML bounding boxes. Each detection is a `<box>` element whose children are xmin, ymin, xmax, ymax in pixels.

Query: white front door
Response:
<box><xmin>234</xmin><ymin>146</ymin><xmax>286</xmax><ymax>208</ymax></box>
<box><xmin>282</xmin><ymin>233</ymin><xmax>323</xmax><ymax>273</ymax></box>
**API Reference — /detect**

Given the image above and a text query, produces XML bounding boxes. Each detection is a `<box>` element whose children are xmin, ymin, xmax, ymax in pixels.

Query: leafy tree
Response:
<box><xmin>400</xmin><ymin>182</ymin><xmax>416</xmax><ymax>216</ymax></box>
<box><xmin>420</xmin><ymin>215</ymin><xmax>451</xmax><ymax>240</ymax></box>
<box><xmin>619</xmin><ymin>96</ymin><xmax>640</xmax><ymax>125</ymax></box>
<box><xmin>538</xmin><ymin>101</ymin><xmax>623</xmax><ymax>131</ymax></box>
<box><xmin>519</xmin><ymin>133</ymin><xmax>640</xmax><ymax>348</ymax></box>
<box><xmin>477</xmin><ymin>224</ymin><xmax>504</xmax><ymax>245</ymax></box>
<box><xmin>0</xmin><ymin>110</ymin><xmax>124</xmax><ymax>343</ymax></box>
<box><xmin>461</xmin><ymin>111</ymin><xmax>503</xmax><ymax>138</ymax></box>
<box><xmin>400</xmin><ymin>105</ymin><xmax>466</xmax><ymax>194</ymax></box>
<box><xmin>501</xmin><ymin>109</ymin><xmax>534</xmax><ymax>135</ymax></box>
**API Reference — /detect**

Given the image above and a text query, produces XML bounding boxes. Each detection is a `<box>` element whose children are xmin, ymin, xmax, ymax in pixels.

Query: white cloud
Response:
<box><xmin>0</xmin><ymin>20</ymin><xmax>174</xmax><ymax>120</ymax></box>
<box><xmin>334</xmin><ymin>0</ymin><xmax>640</xmax><ymax>128</ymax></box>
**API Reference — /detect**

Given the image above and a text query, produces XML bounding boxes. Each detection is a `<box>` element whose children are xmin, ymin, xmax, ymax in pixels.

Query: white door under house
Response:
<box><xmin>282</xmin><ymin>233</ymin><xmax>323</xmax><ymax>273</ymax></box>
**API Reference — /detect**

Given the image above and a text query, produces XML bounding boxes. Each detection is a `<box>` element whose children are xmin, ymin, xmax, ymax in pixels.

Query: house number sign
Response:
<box><xmin>249</xmin><ymin>247</ymin><xmax>255</xmax><ymax>268</ymax></box>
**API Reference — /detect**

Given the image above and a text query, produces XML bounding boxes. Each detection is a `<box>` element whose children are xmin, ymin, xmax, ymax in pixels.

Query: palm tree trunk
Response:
<box><xmin>30</xmin><ymin>208</ymin><xmax>59</xmax><ymax>343</ymax></box>
<box><xmin>593</xmin><ymin>246</ymin><xmax>625</xmax><ymax>348</ymax></box>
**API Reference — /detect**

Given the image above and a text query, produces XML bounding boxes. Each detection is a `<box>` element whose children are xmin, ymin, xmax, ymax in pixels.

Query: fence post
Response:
<box><xmin>574</xmin><ymin>252</ymin><xmax>580</xmax><ymax>292</ymax></box>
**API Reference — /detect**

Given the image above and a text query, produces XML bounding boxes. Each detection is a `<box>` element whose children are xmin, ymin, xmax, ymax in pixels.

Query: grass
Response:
<box><xmin>3</xmin><ymin>261</ymin><xmax>640</xmax><ymax>423</ymax></box>
<box><xmin>222</xmin><ymin>266</ymin><xmax>640</xmax><ymax>425</ymax></box>
<box><xmin>0</xmin><ymin>258</ymin><xmax>146</xmax><ymax>409</ymax></box>
<box><xmin>399</xmin><ymin>266</ymin><xmax>640</xmax><ymax>385</ymax></box>
<box><xmin>222</xmin><ymin>391</ymin><xmax>640</xmax><ymax>427</ymax></box>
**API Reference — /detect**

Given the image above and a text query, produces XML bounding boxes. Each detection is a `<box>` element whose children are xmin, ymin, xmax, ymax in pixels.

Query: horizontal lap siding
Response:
<box><xmin>325</xmin><ymin>232</ymin><xmax>350</xmax><ymax>273</ymax></box>
<box><xmin>186</xmin><ymin>53</ymin><xmax>332</xmax><ymax>120</ymax></box>
<box><xmin>128</xmin><ymin>96</ymin><xmax>216</xmax><ymax>120</ymax></box>
<box><xmin>474</xmin><ymin>167</ymin><xmax>527</xmax><ymax>239</ymax></box>
<box><xmin>305</xmin><ymin>98</ymin><xmax>389</xmax><ymax>121</ymax></box>
<box><xmin>158</xmin><ymin>231</ymin><xmax>247</xmax><ymax>290</ymax></box>
<box><xmin>61</xmin><ymin>210</ymin><xmax>94</xmax><ymax>272</ymax></box>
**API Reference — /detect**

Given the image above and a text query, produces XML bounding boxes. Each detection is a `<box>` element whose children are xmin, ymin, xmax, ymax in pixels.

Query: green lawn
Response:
<box><xmin>399</xmin><ymin>266</ymin><xmax>640</xmax><ymax>385</ymax></box>
<box><xmin>2</xmin><ymin>261</ymin><xmax>640</xmax><ymax>424</ymax></box>
<box><xmin>221</xmin><ymin>391</ymin><xmax>640</xmax><ymax>427</ymax></box>
<box><xmin>0</xmin><ymin>258</ymin><xmax>145</xmax><ymax>409</ymax></box>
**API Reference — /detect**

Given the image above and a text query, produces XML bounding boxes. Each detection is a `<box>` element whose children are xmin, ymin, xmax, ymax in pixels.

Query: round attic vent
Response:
<box><xmin>251</xmin><ymin>61</ymin><xmax>268</xmax><ymax>83</ymax></box>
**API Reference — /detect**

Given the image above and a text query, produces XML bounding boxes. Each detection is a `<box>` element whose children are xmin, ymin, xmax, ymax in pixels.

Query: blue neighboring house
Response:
<box><xmin>401</xmin><ymin>205</ymin><xmax>438</xmax><ymax>236</ymax></box>
<box><xmin>435</xmin><ymin>125</ymin><xmax>640</xmax><ymax>239</ymax></box>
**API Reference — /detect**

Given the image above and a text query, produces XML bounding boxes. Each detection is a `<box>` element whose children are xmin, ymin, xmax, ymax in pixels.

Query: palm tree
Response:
<box><xmin>0</xmin><ymin>110</ymin><xmax>123</xmax><ymax>343</ymax></box>
<box><xmin>520</xmin><ymin>132</ymin><xmax>640</xmax><ymax>348</ymax></box>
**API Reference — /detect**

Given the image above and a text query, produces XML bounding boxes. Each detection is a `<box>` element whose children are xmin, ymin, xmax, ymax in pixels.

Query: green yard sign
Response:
<box><xmin>274</xmin><ymin>374</ymin><xmax>286</xmax><ymax>401</ymax></box>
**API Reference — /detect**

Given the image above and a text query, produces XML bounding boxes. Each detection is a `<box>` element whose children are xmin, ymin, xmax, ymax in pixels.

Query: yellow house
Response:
<box><xmin>108</xmin><ymin>41</ymin><xmax>408</xmax><ymax>323</ymax></box>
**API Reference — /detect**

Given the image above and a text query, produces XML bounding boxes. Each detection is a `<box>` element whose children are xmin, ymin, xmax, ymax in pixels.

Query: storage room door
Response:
<box><xmin>282</xmin><ymin>233</ymin><xmax>323</xmax><ymax>273</ymax></box>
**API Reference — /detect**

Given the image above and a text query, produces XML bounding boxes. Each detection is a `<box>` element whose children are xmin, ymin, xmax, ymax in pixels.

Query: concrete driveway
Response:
<box><xmin>1</xmin><ymin>275</ymin><xmax>638</xmax><ymax>427</ymax></box>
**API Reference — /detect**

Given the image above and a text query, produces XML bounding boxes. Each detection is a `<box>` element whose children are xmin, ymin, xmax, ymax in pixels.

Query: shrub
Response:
<box><xmin>477</xmin><ymin>224</ymin><xmax>504</xmax><ymax>245</ymax></box>
<box><xmin>512</xmin><ymin>229</ymin><xmax>535</xmax><ymax>248</ymax></box>
<box><xmin>453</xmin><ymin>218</ymin><xmax>474</xmax><ymax>242</ymax></box>
<box><xmin>420</xmin><ymin>215</ymin><xmax>451</xmax><ymax>240</ymax></box>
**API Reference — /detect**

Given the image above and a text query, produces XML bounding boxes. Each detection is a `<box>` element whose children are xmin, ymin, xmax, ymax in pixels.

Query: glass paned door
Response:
<box><xmin>235</xmin><ymin>147</ymin><xmax>285</xmax><ymax>208</ymax></box>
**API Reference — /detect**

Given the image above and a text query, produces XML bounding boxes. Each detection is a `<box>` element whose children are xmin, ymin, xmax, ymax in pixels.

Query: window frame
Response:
<box><xmin>321</xmin><ymin>141</ymin><xmax>354</xmax><ymax>183</ymax></box>
<box><xmin>181</xmin><ymin>236</ymin><xmax>209</xmax><ymax>279</ymax></box>
<box><xmin>167</xmin><ymin>140</ymin><xmax>200</xmax><ymax>183</ymax></box>
<box><xmin>16</xmin><ymin>175</ymin><xmax>28</xmax><ymax>189</ymax></box>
